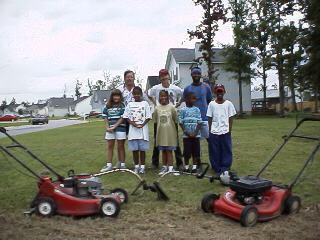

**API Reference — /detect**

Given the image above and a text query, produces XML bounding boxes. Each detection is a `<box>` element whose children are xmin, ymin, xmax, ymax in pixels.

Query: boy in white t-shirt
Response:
<box><xmin>206</xmin><ymin>84</ymin><xmax>237</xmax><ymax>177</ymax></box>
<box><xmin>123</xmin><ymin>86</ymin><xmax>152</xmax><ymax>174</ymax></box>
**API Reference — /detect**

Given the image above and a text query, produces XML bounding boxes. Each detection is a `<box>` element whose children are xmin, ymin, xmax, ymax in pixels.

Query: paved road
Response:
<box><xmin>0</xmin><ymin>119</ymin><xmax>86</xmax><ymax>138</ymax></box>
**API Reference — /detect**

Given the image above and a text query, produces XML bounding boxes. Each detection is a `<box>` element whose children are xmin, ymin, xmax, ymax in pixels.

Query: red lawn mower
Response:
<box><xmin>201</xmin><ymin>116</ymin><xmax>320</xmax><ymax>227</ymax></box>
<box><xmin>0</xmin><ymin>127</ymin><xmax>127</xmax><ymax>218</ymax></box>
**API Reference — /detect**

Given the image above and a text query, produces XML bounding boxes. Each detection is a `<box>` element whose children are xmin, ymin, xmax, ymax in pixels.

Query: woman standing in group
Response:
<box><xmin>119</xmin><ymin>70</ymin><xmax>136</xmax><ymax>106</ymax></box>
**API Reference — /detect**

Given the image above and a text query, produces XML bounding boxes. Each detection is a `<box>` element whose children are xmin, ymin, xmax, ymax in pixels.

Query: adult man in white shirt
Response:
<box><xmin>147</xmin><ymin>70</ymin><xmax>183</xmax><ymax>105</ymax></box>
<box><xmin>206</xmin><ymin>84</ymin><xmax>237</xmax><ymax>177</ymax></box>
<box><xmin>147</xmin><ymin>69</ymin><xmax>183</xmax><ymax>169</ymax></box>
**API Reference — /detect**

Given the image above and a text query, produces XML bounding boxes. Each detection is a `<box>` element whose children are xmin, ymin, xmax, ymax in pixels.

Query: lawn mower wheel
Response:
<box><xmin>240</xmin><ymin>205</ymin><xmax>258</xmax><ymax>227</ymax></box>
<box><xmin>35</xmin><ymin>197</ymin><xmax>56</xmax><ymax>217</ymax></box>
<box><xmin>100</xmin><ymin>197</ymin><xmax>120</xmax><ymax>218</ymax></box>
<box><xmin>201</xmin><ymin>193</ymin><xmax>219</xmax><ymax>213</ymax></box>
<box><xmin>283</xmin><ymin>195</ymin><xmax>301</xmax><ymax>214</ymax></box>
<box><xmin>110</xmin><ymin>188</ymin><xmax>129</xmax><ymax>204</ymax></box>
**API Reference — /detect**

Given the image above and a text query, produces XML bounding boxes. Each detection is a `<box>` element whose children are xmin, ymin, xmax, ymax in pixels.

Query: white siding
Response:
<box><xmin>178</xmin><ymin>63</ymin><xmax>193</xmax><ymax>89</ymax></box>
<box><xmin>48</xmin><ymin>108</ymin><xmax>69</xmax><ymax>117</ymax></box>
<box><xmin>38</xmin><ymin>107</ymin><xmax>48</xmax><ymax>115</ymax></box>
<box><xmin>75</xmin><ymin>96</ymin><xmax>92</xmax><ymax>116</ymax></box>
<box><xmin>215</xmin><ymin>66</ymin><xmax>251</xmax><ymax>113</ymax></box>
<box><xmin>167</xmin><ymin>55</ymin><xmax>179</xmax><ymax>85</ymax></box>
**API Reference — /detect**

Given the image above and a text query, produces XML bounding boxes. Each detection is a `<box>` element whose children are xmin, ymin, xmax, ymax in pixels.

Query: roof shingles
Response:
<box><xmin>169</xmin><ymin>48</ymin><xmax>225</xmax><ymax>63</ymax></box>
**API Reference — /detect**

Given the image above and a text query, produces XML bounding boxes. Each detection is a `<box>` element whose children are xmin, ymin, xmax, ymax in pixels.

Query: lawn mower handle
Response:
<box><xmin>93</xmin><ymin>169</ymin><xmax>149</xmax><ymax>195</ymax></box>
<box><xmin>0</xmin><ymin>127</ymin><xmax>64</xmax><ymax>181</ymax></box>
<box><xmin>256</xmin><ymin>116</ymin><xmax>320</xmax><ymax>188</ymax></box>
<box><xmin>93</xmin><ymin>169</ymin><xmax>169</xmax><ymax>199</ymax></box>
<box><xmin>0</xmin><ymin>127</ymin><xmax>6</xmax><ymax>133</ymax></box>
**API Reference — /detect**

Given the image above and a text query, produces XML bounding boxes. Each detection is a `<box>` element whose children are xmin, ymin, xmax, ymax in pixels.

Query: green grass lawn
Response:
<box><xmin>0</xmin><ymin>121</ymin><xmax>31</xmax><ymax>127</ymax></box>
<box><xmin>0</xmin><ymin>117</ymin><xmax>319</xmax><ymax>212</ymax></box>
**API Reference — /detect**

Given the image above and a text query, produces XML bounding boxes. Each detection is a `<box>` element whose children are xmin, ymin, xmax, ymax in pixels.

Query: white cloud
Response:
<box><xmin>0</xmin><ymin>0</ymin><xmax>235</xmax><ymax>103</ymax></box>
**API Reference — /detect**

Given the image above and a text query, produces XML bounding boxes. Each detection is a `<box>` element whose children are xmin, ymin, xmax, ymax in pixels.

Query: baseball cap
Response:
<box><xmin>191</xmin><ymin>66</ymin><xmax>201</xmax><ymax>75</ymax></box>
<box><xmin>159</xmin><ymin>69</ymin><xmax>169</xmax><ymax>77</ymax></box>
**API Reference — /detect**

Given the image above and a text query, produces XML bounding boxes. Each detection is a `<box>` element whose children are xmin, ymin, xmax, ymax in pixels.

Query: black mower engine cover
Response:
<box><xmin>229</xmin><ymin>175</ymin><xmax>272</xmax><ymax>194</ymax></box>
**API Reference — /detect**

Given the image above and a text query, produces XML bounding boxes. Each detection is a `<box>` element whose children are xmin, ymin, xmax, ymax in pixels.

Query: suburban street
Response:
<box><xmin>0</xmin><ymin>119</ymin><xmax>85</xmax><ymax>138</ymax></box>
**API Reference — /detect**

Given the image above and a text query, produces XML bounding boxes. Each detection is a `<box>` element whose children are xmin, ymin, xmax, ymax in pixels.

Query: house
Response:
<box><xmin>3</xmin><ymin>103</ymin><xmax>20</xmax><ymax>115</ymax></box>
<box><xmin>47</xmin><ymin>97</ymin><xmax>74</xmax><ymax>117</ymax></box>
<box><xmin>165</xmin><ymin>42</ymin><xmax>252</xmax><ymax>113</ymax></box>
<box><xmin>73</xmin><ymin>96</ymin><xmax>92</xmax><ymax>116</ymax></box>
<box><xmin>27</xmin><ymin>103</ymin><xmax>48</xmax><ymax>116</ymax></box>
<box><xmin>90</xmin><ymin>90</ymin><xmax>112</xmax><ymax>113</ymax></box>
<box><xmin>146</xmin><ymin>76</ymin><xmax>160</xmax><ymax>90</ymax></box>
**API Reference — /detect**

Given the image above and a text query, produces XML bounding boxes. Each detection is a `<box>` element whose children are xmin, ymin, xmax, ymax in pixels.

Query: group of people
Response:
<box><xmin>100</xmin><ymin>67</ymin><xmax>236</xmax><ymax>178</ymax></box>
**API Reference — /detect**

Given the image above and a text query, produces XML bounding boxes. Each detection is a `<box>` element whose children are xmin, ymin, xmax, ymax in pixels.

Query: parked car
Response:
<box><xmin>0</xmin><ymin>114</ymin><xmax>18</xmax><ymax>122</ymax></box>
<box><xmin>30</xmin><ymin>115</ymin><xmax>49</xmax><ymax>125</ymax></box>
<box><xmin>19</xmin><ymin>114</ymin><xmax>31</xmax><ymax>118</ymax></box>
<box><xmin>89</xmin><ymin>111</ymin><xmax>102</xmax><ymax>118</ymax></box>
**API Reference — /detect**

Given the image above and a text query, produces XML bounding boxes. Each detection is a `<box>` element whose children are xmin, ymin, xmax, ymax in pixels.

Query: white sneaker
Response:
<box><xmin>134</xmin><ymin>166</ymin><xmax>140</xmax><ymax>174</ymax></box>
<box><xmin>168</xmin><ymin>167</ymin><xmax>180</xmax><ymax>176</ymax></box>
<box><xmin>158</xmin><ymin>166</ymin><xmax>168</xmax><ymax>175</ymax></box>
<box><xmin>220</xmin><ymin>171</ymin><xmax>230</xmax><ymax>185</ymax></box>
<box><xmin>100</xmin><ymin>165</ymin><xmax>113</xmax><ymax>172</ymax></box>
<box><xmin>139</xmin><ymin>168</ymin><xmax>145</xmax><ymax>174</ymax></box>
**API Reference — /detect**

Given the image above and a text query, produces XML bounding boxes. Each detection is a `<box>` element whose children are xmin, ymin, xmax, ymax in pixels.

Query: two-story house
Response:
<box><xmin>164</xmin><ymin>42</ymin><xmax>252</xmax><ymax>113</ymax></box>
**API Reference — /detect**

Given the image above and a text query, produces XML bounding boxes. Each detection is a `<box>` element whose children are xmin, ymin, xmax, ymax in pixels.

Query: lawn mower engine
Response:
<box><xmin>229</xmin><ymin>175</ymin><xmax>273</xmax><ymax>205</ymax></box>
<box><xmin>63</xmin><ymin>174</ymin><xmax>103</xmax><ymax>197</ymax></box>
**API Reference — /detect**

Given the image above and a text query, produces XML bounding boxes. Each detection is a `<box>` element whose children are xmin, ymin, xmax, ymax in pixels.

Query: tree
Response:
<box><xmin>269</xmin><ymin>0</ymin><xmax>296</xmax><ymax>117</ymax></box>
<box><xmin>107</xmin><ymin>75</ymin><xmax>122</xmax><ymax>90</ymax></box>
<box><xmin>18</xmin><ymin>109</ymin><xmax>23</xmax><ymax>115</ymax></box>
<box><xmin>87</xmin><ymin>78</ymin><xmax>94</xmax><ymax>96</ymax></box>
<box><xmin>300</xmin><ymin>0</ymin><xmax>320</xmax><ymax>112</ymax></box>
<box><xmin>9</xmin><ymin>97</ymin><xmax>16</xmax><ymax>105</ymax></box>
<box><xmin>103</xmin><ymin>70</ymin><xmax>123</xmax><ymax>90</ymax></box>
<box><xmin>0</xmin><ymin>100</ymin><xmax>7</xmax><ymax>111</ymax></box>
<box><xmin>75</xmin><ymin>79</ymin><xmax>82</xmax><ymax>100</ymax></box>
<box><xmin>248</xmin><ymin>0</ymin><xmax>274</xmax><ymax>110</ymax></box>
<box><xmin>187</xmin><ymin>0</ymin><xmax>227</xmax><ymax>85</ymax></box>
<box><xmin>282</xmin><ymin>22</ymin><xmax>303</xmax><ymax>112</ymax></box>
<box><xmin>223</xmin><ymin>0</ymin><xmax>256</xmax><ymax>116</ymax></box>
<box><xmin>93</xmin><ymin>80</ymin><xmax>106</xmax><ymax>90</ymax></box>
<box><xmin>134</xmin><ymin>70</ymin><xmax>144</xmax><ymax>88</ymax></box>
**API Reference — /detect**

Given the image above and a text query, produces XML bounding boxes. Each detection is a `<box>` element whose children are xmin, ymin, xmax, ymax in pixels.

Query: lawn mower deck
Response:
<box><xmin>32</xmin><ymin>176</ymin><xmax>122</xmax><ymax>217</ymax></box>
<box><xmin>202</xmin><ymin>116</ymin><xmax>319</xmax><ymax>227</ymax></box>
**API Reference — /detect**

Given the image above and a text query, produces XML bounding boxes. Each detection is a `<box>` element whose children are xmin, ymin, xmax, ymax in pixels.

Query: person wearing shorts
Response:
<box><xmin>100</xmin><ymin>89</ymin><xmax>127</xmax><ymax>172</ymax></box>
<box><xmin>123</xmin><ymin>86</ymin><xmax>152</xmax><ymax>174</ymax></box>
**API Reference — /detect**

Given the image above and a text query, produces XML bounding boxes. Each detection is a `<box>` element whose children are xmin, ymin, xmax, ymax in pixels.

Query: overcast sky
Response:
<box><xmin>0</xmin><ymin>0</ymin><xmax>244</xmax><ymax>103</ymax></box>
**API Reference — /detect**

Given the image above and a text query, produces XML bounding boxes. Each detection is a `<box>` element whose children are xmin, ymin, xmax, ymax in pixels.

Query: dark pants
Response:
<box><xmin>183</xmin><ymin>138</ymin><xmax>201</xmax><ymax>166</ymax></box>
<box><xmin>208</xmin><ymin>132</ymin><xmax>233</xmax><ymax>174</ymax></box>
<box><xmin>151</xmin><ymin>123</ymin><xmax>183</xmax><ymax>168</ymax></box>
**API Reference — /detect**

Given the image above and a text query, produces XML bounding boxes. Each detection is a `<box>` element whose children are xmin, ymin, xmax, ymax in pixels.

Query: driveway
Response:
<box><xmin>0</xmin><ymin>119</ymin><xmax>86</xmax><ymax>138</ymax></box>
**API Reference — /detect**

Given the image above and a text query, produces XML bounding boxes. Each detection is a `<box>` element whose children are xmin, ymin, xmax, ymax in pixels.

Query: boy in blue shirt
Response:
<box><xmin>177</xmin><ymin>66</ymin><xmax>212</xmax><ymax>139</ymax></box>
<box><xmin>179</xmin><ymin>92</ymin><xmax>203</xmax><ymax>173</ymax></box>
